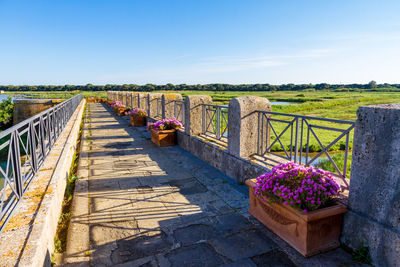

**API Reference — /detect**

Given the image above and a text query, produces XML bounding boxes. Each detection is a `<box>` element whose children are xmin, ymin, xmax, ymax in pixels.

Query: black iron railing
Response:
<box><xmin>202</xmin><ymin>104</ymin><xmax>228</xmax><ymax>143</ymax></box>
<box><xmin>255</xmin><ymin>111</ymin><xmax>355</xmax><ymax>189</ymax></box>
<box><xmin>0</xmin><ymin>94</ymin><xmax>83</xmax><ymax>231</ymax></box>
<box><xmin>173</xmin><ymin>100</ymin><xmax>185</xmax><ymax>127</ymax></box>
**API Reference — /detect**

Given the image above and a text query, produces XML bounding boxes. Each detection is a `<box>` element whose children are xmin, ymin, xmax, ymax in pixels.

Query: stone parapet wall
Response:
<box><xmin>177</xmin><ymin>130</ymin><xmax>268</xmax><ymax>182</ymax></box>
<box><xmin>0</xmin><ymin>99</ymin><xmax>86</xmax><ymax>267</ymax></box>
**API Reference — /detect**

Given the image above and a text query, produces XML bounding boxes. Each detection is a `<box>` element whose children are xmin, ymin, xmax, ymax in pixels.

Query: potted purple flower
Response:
<box><xmin>129</xmin><ymin>108</ymin><xmax>148</xmax><ymax>126</ymax></box>
<box><xmin>147</xmin><ymin>118</ymin><xmax>183</xmax><ymax>147</ymax></box>
<box><xmin>110</xmin><ymin>101</ymin><xmax>127</xmax><ymax>116</ymax></box>
<box><xmin>246</xmin><ymin>162</ymin><xmax>347</xmax><ymax>257</ymax></box>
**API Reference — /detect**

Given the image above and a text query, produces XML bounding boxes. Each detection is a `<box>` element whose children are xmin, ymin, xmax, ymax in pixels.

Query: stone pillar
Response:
<box><xmin>131</xmin><ymin>92</ymin><xmax>139</xmax><ymax>108</ymax></box>
<box><xmin>228</xmin><ymin>96</ymin><xmax>271</xmax><ymax>158</ymax></box>
<box><xmin>140</xmin><ymin>93</ymin><xmax>148</xmax><ymax>110</ymax></box>
<box><xmin>184</xmin><ymin>95</ymin><xmax>212</xmax><ymax>136</ymax></box>
<box><xmin>341</xmin><ymin>104</ymin><xmax>400</xmax><ymax>267</ymax></box>
<box><xmin>162</xmin><ymin>93</ymin><xmax>183</xmax><ymax>119</ymax></box>
<box><xmin>122</xmin><ymin>92</ymin><xmax>127</xmax><ymax>106</ymax></box>
<box><xmin>148</xmin><ymin>93</ymin><xmax>163</xmax><ymax>119</ymax></box>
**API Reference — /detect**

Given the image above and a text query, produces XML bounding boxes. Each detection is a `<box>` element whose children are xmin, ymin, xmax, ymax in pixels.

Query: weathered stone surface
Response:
<box><xmin>147</xmin><ymin>93</ymin><xmax>163</xmax><ymax>119</ymax></box>
<box><xmin>251</xmin><ymin>249</ymin><xmax>297</xmax><ymax>267</ymax></box>
<box><xmin>162</xmin><ymin>93</ymin><xmax>183</xmax><ymax>119</ymax></box>
<box><xmin>342</xmin><ymin>103</ymin><xmax>400</xmax><ymax>266</ymax></box>
<box><xmin>165</xmin><ymin>243</ymin><xmax>226</xmax><ymax>266</ymax></box>
<box><xmin>228</xmin><ymin>96</ymin><xmax>271</xmax><ymax>158</ymax></box>
<box><xmin>184</xmin><ymin>95</ymin><xmax>212</xmax><ymax>135</ymax></box>
<box><xmin>173</xmin><ymin>224</ymin><xmax>216</xmax><ymax>246</ymax></box>
<box><xmin>138</xmin><ymin>93</ymin><xmax>148</xmax><ymax>110</ymax></box>
<box><xmin>210</xmin><ymin>229</ymin><xmax>277</xmax><ymax>261</ymax></box>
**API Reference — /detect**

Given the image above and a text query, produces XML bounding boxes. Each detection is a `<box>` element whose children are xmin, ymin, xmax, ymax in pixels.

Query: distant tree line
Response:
<box><xmin>1</xmin><ymin>81</ymin><xmax>399</xmax><ymax>92</ymax></box>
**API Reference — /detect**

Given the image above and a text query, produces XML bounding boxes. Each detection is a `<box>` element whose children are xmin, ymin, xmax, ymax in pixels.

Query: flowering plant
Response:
<box><xmin>110</xmin><ymin>101</ymin><xmax>124</xmax><ymax>108</ymax></box>
<box><xmin>253</xmin><ymin>162</ymin><xmax>340</xmax><ymax>213</ymax></box>
<box><xmin>147</xmin><ymin>118</ymin><xmax>183</xmax><ymax>131</ymax></box>
<box><xmin>129</xmin><ymin>108</ymin><xmax>147</xmax><ymax>117</ymax></box>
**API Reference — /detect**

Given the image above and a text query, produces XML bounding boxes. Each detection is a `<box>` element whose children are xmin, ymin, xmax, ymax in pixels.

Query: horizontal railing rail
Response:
<box><xmin>201</xmin><ymin>104</ymin><xmax>228</xmax><ymax>143</ymax></box>
<box><xmin>0</xmin><ymin>94</ymin><xmax>83</xmax><ymax>231</ymax></box>
<box><xmin>173</xmin><ymin>100</ymin><xmax>185</xmax><ymax>127</ymax></box>
<box><xmin>255</xmin><ymin>110</ymin><xmax>355</xmax><ymax>190</ymax></box>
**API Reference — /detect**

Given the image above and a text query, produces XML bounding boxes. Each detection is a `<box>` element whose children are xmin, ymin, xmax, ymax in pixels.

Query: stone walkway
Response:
<box><xmin>63</xmin><ymin>103</ymin><xmax>359</xmax><ymax>267</ymax></box>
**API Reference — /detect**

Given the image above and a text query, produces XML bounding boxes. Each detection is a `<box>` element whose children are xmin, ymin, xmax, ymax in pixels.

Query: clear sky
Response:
<box><xmin>0</xmin><ymin>0</ymin><xmax>399</xmax><ymax>85</ymax></box>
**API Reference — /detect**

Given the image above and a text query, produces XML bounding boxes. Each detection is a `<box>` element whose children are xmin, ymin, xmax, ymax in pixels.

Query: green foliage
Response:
<box><xmin>352</xmin><ymin>244</ymin><xmax>372</xmax><ymax>264</ymax></box>
<box><xmin>315</xmin><ymin>153</ymin><xmax>352</xmax><ymax>178</ymax></box>
<box><xmin>1</xmin><ymin>82</ymin><xmax>400</xmax><ymax>93</ymax></box>
<box><xmin>0</xmin><ymin>97</ymin><xmax>14</xmax><ymax>130</ymax></box>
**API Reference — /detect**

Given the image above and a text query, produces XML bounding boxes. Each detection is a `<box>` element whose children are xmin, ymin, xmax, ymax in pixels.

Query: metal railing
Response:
<box><xmin>202</xmin><ymin>104</ymin><xmax>228</xmax><ymax>143</ymax></box>
<box><xmin>255</xmin><ymin>111</ymin><xmax>355</xmax><ymax>189</ymax></box>
<box><xmin>0</xmin><ymin>94</ymin><xmax>83</xmax><ymax>231</ymax></box>
<box><xmin>173</xmin><ymin>100</ymin><xmax>185</xmax><ymax>127</ymax></box>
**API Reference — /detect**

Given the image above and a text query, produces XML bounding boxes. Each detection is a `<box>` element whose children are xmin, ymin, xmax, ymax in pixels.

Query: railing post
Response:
<box><xmin>341</xmin><ymin>103</ymin><xmax>400</xmax><ymax>266</ymax></box>
<box><xmin>184</xmin><ymin>95</ymin><xmax>212</xmax><ymax>136</ymax></box>
<box><xmin>228</xmin><ymin>96</ymin><xmax>271</xmax><ymax>158</ymax></box>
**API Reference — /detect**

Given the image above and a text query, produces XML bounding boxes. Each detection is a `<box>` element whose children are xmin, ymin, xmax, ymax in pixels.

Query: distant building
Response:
<box><xmin>0</xmin><ymin>90</ymin><xmax>4</xmax><ymax>93</ymax></box>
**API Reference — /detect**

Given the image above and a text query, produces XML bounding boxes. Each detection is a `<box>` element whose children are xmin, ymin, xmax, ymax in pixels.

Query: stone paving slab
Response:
<box><xmin>64</xmin><ymin>103</ymin><xmax>361</xmax><ymax>267</ymax></box>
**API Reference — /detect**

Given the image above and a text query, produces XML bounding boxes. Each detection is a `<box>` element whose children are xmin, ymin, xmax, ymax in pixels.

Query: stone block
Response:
<box><xmin>162</xmin><ymin>93</ymin><xmax>183</xmax><ymax>119</ymax></box>
<box><xmin>147</xmin><ymin>93</ymin><xmax>163</xmax><ymax>119</ymax></box>
<box><xmin>184</xmin><ymin>95</ymin><xmax>212</xmax><ymax>136</ymax></box>
<box><xmin>228</xmin><ymin>96</ymin><xmax>271</xmax><ymax>158</ymax></box>
<box><xmin>138</xmin><ymin>93</ymin><xmax>148</xmax><ymax>110</ymax></box>
<box><xmin>343</xmin><ymin>103</ymin><xmax>400</xmax><ymax>266</ymax></box>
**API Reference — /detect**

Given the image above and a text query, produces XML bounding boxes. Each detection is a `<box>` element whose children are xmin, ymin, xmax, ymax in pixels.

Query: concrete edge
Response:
<box><xmin>0</xmin><ymin>99</ymin><xmax>86</xmax><ymax>267</ymax></box>
<box><xmin>63</xmin><ymin>105</ymin><xmax>91</xmax><ymax>266</ymax></box>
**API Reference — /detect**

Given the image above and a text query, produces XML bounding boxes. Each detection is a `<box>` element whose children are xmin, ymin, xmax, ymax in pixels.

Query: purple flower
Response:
<box><xmin>253</xmin><ymin>162</ymin><xmax>340</xmax><ymax>212</ymax></box>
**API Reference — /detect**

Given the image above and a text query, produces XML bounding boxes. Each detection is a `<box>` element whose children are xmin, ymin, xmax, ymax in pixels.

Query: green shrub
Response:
<box><xmin>0</xmin><ymin>97</ymin><xmax>14</xmax><ymax>130</ymax></box>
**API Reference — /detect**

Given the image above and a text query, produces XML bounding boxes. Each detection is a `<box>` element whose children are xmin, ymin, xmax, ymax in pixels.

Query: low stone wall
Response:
<box><xmin>0</xmin><ymin>99</ymin><xmax>86</xmax><ymax>267</ymax></box>
<box><xmin>177</xmin><ymin>130</ymin><xmax>268</xmax><ymax>182</ymax></box>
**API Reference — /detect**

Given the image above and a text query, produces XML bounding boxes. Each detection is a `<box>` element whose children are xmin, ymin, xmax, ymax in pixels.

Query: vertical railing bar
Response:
<box><xmin>290</xmin><ymin>119</ymin><xmax>294</xmax><ymax>162</ymax></box>
<box><xmin>306</xmin><ymin>121</ymin><xmax>310</xmax><ymax>166</ymax></box>
<box><xmin>216</xmin><ymin>107</ymin><xmax>221</xmax><ymax>139</ymax></box>
<box><xmin>294</xmin><ymin>116</ymin><xmax>299</xmax><ymax>163</ymax></box>
<box><xmin>343</xmin><ymin>132</ymin><xmax>350</xmax><ymax>179</ymax></box>
<box><xmin>299</xmin><ymin>118</ymin><xmax>304</xmax><ymax>164</ymax></box>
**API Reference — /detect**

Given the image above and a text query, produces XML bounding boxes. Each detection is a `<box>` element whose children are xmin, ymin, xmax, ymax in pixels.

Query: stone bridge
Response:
<box><xmin>62</xmin><ymin>103</ymin><xmax>356</xmax><ymax>266</ymax></box>
<box><xmin>1</xmin><ymin>95</ymin><xmax>399</xmax><ymax>267</ymax></box>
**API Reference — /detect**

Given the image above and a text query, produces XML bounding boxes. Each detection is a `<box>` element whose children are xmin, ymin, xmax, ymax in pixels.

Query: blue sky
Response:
<box><xmin>0</xmin><ymin>0</ymin><xmax>399</xmax><ymax>85</ymax></box>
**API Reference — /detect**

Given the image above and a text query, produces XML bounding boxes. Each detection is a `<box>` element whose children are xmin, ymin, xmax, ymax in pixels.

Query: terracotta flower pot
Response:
<box><xmin>246</xmin><ymin>179</ymin><xmax>347</xmax><ymax>257</ymax></box>
<box><xmin>150</xmin><ymin>129</ymin><xmax>176</xmax><ymax>147</ymax></box>
<box><xmin>130</xmin><ymin>114</ymin><xmax>147</xmax><ymax>126</ymax></box>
